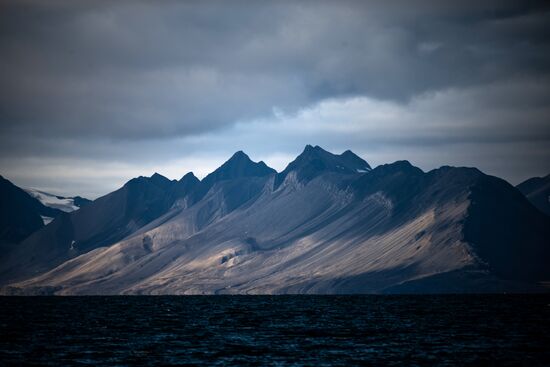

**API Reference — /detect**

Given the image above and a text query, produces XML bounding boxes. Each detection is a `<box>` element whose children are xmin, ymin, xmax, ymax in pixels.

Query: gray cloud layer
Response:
<box><xmin>1</xmin><ymin>1</ymin><xmax>549</xmax><ymax>197</ymax></box>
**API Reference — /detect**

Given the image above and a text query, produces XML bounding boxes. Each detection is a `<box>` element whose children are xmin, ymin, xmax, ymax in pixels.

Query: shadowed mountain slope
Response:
<box><xmin>517</xmin><ymin>174</ymin><xmax>550</xmax><ymax>216</ymax></box>
<box><xmin>0</xmin><ymin>172</ymin><xmax>199</xmax><ymax>283</ymax></box>
<box><xmin>192</xmin><ymin>151</ymin><xmax>276</xmax><ymax>202</ymax></box>
<box><xmin>0</xmin><ymin>176</ymin><xmax>63</xmax><ymax>246</ymax></box>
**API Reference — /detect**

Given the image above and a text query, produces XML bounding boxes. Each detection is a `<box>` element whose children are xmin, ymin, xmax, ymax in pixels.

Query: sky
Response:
<box><xmin>1</xmin><ymin>0</ymin><xmax>549</xmax><ymax>199</ymax></box>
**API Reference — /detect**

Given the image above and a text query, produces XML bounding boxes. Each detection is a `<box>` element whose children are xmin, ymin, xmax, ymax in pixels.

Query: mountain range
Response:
<box><xmin>1</xmin><ymin>145</ymin><xmax>548</xmax><ymax>295</ymax></box>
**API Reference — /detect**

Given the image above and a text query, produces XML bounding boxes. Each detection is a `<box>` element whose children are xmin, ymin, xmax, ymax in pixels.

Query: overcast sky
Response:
<box><xmin>1</xmin><ymin>0</ymin><xmax>549</xmax><ymax>198</ymax></box>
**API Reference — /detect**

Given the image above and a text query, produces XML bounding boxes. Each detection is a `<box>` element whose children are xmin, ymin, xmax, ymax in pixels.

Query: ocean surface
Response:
<box><xmin>0</xmin><ymin>295</ymin><xmax>549</xmax><ymax>366</ymax></box>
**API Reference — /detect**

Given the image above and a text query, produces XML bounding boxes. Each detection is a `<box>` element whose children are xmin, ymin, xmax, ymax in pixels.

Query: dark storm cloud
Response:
<box><xmin>0</xmin><ymin>0</ymin><xmax>549</xmax><ymax>197</ymax></box>
<box><xmin>1</xmin><ymin>0</ymin><xmax>549</xmax><ymax>139</ymax></box>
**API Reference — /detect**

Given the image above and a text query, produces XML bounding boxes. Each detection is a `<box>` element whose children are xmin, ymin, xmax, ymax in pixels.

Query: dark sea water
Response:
<box><xmin>0</xmin><ymin>295</ymin><xmax>549</xmax><ymax>366</ymax></box>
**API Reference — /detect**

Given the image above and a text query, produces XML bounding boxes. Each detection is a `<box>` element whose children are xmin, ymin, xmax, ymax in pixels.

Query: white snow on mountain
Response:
<box><xmin>40</xmin><ymin>216</ymin><xmax>54</xmax><ymax>225</ymax></box>
<box><xmin>25</xmin><ymin>188</ymin><xmax>79</xmax><ymax>212</ymax></box>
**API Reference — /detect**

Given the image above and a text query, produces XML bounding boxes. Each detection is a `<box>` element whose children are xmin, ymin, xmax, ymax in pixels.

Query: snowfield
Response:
<box><xmin>25</xmin><ymin>188</ymin><xmax>79</xmax><ymax>213</ymax></box>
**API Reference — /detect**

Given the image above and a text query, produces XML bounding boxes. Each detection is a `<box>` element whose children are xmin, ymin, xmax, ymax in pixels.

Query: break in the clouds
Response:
<box><xmin>1</xmin><ymin>0</ymin><xmax>549</xmax><ymax>198</ymax></box>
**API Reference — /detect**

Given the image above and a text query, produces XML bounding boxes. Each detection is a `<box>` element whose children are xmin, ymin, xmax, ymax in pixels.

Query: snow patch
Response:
<box><xmin>25</xmin><ymin>188</ymin><xmax>79</xmax><ymax>212</ymax></box>
<box><xmin>41</xmin><ymin>216</ymin><xmax>54</xmax><ymax>225</ymax></box>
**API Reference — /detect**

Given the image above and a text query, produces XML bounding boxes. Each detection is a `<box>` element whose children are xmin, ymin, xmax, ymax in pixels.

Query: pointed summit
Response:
<box><xmin>274</xmin><ymin>145</ymin><xmax>371</xmax><ymax>189</ymax></box>
<box><xmin>173</xmin><ymin>172</ymin><xmax>200</xmax><ymax>199</ymax></box>
<box><xmin>179</xmin><ymin>171</ymin><xmax>200</xmax><ymax>190</ymax></box>
<box><xmin>148</xmin><ymin>172</ymin><xmax>173</xmax><ymax>189</ymax></box>
<box><xmin>229</xmin><ymin>150</ymin><xmax>249</xmax><ymax>160</ymax></box>
<box><xmin>303</xmin><ymin>144</ymin><xmax>319</xmax><ymax>152</ymax></box>
<box><xmin>180</xmin><ymin>172</ymin><xmax>199</xmax><ymax>184</ymax></box>
<box><xmin>150</xmin><ymin>172</ymin><xmax>169</xmax><ymax>181</ymax></box>
<box><xmin>201</xmin><ymin>151</ymin><xmax>276</xmax><ymax>189</ymax></box>
<box><xmin>340</xmin><ymin>150</ymin><xmax>371</xmax><ymax>172</ymax></box>
<box><xmin>125</xmin><ymin>172</ymin><xmax>172</xmax><ymax>190</ymax></box>
<box><xmin>301</xmin><ymin>144</ymin><xmax>335</xmax><ymax>156</ymax></box>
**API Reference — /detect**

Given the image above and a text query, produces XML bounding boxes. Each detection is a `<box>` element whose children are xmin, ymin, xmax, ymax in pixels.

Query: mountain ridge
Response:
<box><xmin>1</xmin><ymin>147</ymin><xmax>548</xmax><ymax>295</ymax></box>
<box><xmin>274</xmin><ymin>145</ymin><xmax>371</xmax><ymax>189</ymax></box>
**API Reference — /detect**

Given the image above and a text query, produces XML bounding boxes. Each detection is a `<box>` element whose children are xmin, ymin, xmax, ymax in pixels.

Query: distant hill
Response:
<box><xmin>517</xmin><ymin>174</ymin><xmax>550</xmax><ymax>216</ymax></box>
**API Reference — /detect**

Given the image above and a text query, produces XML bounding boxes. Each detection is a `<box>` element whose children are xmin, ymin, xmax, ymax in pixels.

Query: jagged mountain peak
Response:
<box><xmin>301</xmin><ymin>144</ymin><xmax>329</xmax><ymax>156</ymax></box>
<box><xmin>274</xmin><ymin>145</ymin><xmax>371</xmax><ymax>189</ymax></box>
<box><xmin>201</xmin><ymin>151</ymin><xmax>276</xmax><ymax>187</ymax></box>
<box><xmin>339</xmin><ymin>150</ymin><xmax>371</xmax><ymax>172</ymax></box>
<box><xmin>150</xmin><ymin>172</ymin><xmax>167</xmax><ymax>179</ymax></box>
<box><xmin>176</xmin><ymin>172</ymin><xmax>200</xmax><ymax>195</ymax></box>
<box><xmin>180</xmin><ymin>172</ymin><xmax>199</xmax><ymax>183</ymax></box>
<box><xmin>379</xmin><ymin>160</ymin><xmax>416</xmax><ymax>172</ymax></box>
<box><xmin>166</xmin><ymin>172</ymin><xmax>201</xmax><ymax>205</ymax></box>
<box><xmin>303</xmin><ymin>144</ymin><xmax>323</xmax><ymax>152</ymax></box>
<box><xmin>125</xmin><ymin>172</ymin><xmax>173</xmax><ymax>190</ymax></box>
<box><xmin>230</xmin><ymin>150</ymin><xmax>249</xmax><ymax>160</ymax></box>
<box><xmin>296</xmin><ymin>145</ymin><xmax>370</xmax><ymax>170</ymax></box>
<box><xmin>150</xmin><ymin>172</ymin><xmax>172</xmax><ymax>185</ymax></box>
